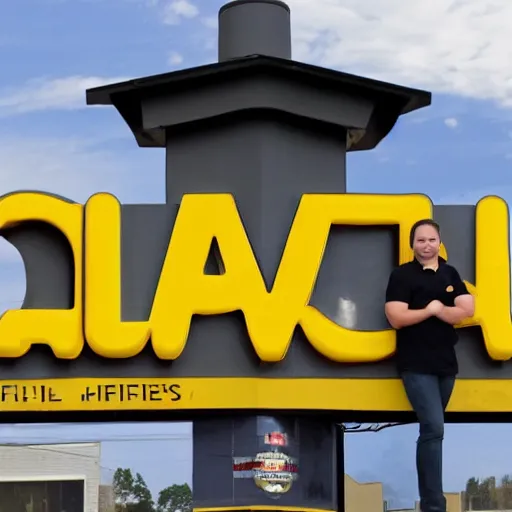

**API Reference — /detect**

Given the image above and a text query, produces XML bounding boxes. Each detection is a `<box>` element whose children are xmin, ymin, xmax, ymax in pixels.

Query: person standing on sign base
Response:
<box><xmin>384</xmin><ymin>219</ymin><xmax>474</xmax><ymax>512</ymax></box>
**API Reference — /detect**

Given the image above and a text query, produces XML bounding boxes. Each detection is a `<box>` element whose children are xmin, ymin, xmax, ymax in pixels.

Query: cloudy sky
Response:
<box><xmin>2</xmin><ymin>0</ymin><xmax>512</xmax><ymax>508</ymax></box>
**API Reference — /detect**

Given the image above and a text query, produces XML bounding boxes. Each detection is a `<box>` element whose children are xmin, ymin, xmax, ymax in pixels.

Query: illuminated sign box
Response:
<box><xmin>0</xmin><ymin>190</ymin><xmax>510</xmax><ymax>415</ymax></box>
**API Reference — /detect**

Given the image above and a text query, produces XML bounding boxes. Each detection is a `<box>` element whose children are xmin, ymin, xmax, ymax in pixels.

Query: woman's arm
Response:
<box><xmin>437</xmin><ymin>294</ymin><xmax>474</xmax><ymax>325</ymax></box>
<box><xmin>385</xmin><ymin>301</ymin><xmax>433</xmax><ymax>329</ymax></box>
<box><xmin>436</xmin><ymin>266</ymin><xmax>475</xmax><ymax>325</ymax></box>
<box><xmin>385</xmin><ymin>267</ymin><xmax>433</xmax><ymax>329</ymax></box>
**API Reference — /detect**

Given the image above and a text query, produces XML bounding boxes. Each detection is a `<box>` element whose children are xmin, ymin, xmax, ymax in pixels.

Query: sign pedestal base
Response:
<box><xmin>192</xmin><ymin>416</ymin><xmax>343</xmax><ymax>511</ymax></box>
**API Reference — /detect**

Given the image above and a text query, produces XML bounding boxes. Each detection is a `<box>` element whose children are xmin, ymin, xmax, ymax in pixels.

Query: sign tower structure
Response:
<box><xmin>86</xmin><ymin>1</ymin><xmax>430</xmax><ymax>511</ymax></box>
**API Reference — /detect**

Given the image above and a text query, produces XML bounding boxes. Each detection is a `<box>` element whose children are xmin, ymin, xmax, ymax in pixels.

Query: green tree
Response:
<box><xmin>132</xmin><ymin>472</ymin><xmax>154</xmax><ymax>512</ymax></box>
<box><xmin>114</xmin><ymin>468</ymin><xmax>135</xmax><ymax>508</ymax></box>
<box><xmin>113</xmin><ymin>467</ymin><xmax>154</xmax><ymax>512</ymax></box>
<box><xmin>465</xmin><ymin>476</ymin><xmax>480</xmax><ymax>510</ymax></box>
<box><xmin>157</xmin><ymin>483</ymin><xmax>192</xmax><ymax>512</ymax></box>
<box><xmin>498</xmin><ymin>474</ymin><xmax>512</xmax><ymax>510</ymax></box>
<box><xmin>463</xmin><ymin>475</ymin><xmax>512</xmax><ymax>510</ymax></box>
<box><xmin>479</xmin><ymin>476</ymin><xmax>497</xmax><ymax>510</ymax></box>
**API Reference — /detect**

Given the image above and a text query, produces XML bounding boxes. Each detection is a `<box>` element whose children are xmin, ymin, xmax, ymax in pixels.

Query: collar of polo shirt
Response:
<box><xmin>413</xmin><ymin>256</ymin><xmax>446</xmax><ymax>272</ymax></box>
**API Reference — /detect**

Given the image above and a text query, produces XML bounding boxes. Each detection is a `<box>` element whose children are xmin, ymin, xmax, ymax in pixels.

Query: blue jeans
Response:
<box><xmin>401</xmin><ymin>372</ymin><xmax>455</xmax><ymax>512</ymax></box>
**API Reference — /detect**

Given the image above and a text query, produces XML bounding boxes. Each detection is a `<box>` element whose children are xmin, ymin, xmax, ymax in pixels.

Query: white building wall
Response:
<box><xmin>0</xmin><ymin>442</ymin><xmax>101</xmax><ymax>512</ymax></box>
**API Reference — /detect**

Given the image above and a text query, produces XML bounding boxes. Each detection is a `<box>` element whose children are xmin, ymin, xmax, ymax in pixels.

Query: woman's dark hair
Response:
<box><xmin>409</xmin><ymin>219</ymin><xmax>440</xmax><ymax>248</ymax></box>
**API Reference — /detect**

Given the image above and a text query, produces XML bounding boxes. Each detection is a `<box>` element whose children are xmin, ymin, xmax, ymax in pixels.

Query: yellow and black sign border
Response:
<box><xmin>0</xmin><ymin>377</ymin><xmax>511</xmax><ymax>413</ymax></box>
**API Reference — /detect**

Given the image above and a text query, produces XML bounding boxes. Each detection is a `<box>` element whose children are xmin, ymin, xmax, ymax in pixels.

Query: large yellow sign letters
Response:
<box><xmin>0</xmin><ymin>192</ymin><xmax>510</xmax><ymax>363</ymax></box>
<box><xmin>0</xmin><ymin>193</ymin><xmax>84</xmax><ymax>359</ymax></box>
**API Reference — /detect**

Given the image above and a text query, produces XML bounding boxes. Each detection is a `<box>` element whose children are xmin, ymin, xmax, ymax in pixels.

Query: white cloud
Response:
<box><xmin>0</xmin><ymin>135</ymin><xmax>146</xmax><ymax>203</ymax></box>
<box><xmin>162</xmin><ymin>0</ymin><xmax>198</xmax><ymax>25</ymax></box>
<box><xmin>200</xmin><ymin>15</ymin><xmax>217</xmax><ymax>30</ymax></box>
<box><xmin>0</xmin><ymin>128</ymin><xmax>164</xmax><ymax>306</ymax></box>
<box><xmin>0</xmin><ymin>134</ymin><xmax>120</xmax><ymax>303</ymax></box>
<box><xmin>444</xmin><ymin>117</ymin><xmax>459</xmax><ymax>128</ymax></box>
<box><xmin>168</xmin><ymin>51</ymin><xmax>184</xmax><ymax>67</ymax></box>
<box><xmin>0</xmin><ymin>75</ymin><xmax>132</xmax><ymax>117</ymax></box>
<box><xmin>0</xmin><ymin>132</ymin><xmax>163</xmax><ymax>269</ymax></box>
<box><xmin>286</xmin><ymin>0</ymin><xmax>512</xmax><ymax>107</ymax></box>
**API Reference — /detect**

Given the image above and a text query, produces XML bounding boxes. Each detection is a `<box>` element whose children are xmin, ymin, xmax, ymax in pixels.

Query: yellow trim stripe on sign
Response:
<box><xmin>0</xmin><ymin>377</ymin><xmax>511</xmax><ymax>413</ymax></box>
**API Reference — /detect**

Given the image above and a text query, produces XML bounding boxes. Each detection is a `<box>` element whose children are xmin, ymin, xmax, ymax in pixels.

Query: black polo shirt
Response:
<box><xmin>385</xmin><ymin>257</ymin><xmax>469</xmax><ymax>376</ymax></box>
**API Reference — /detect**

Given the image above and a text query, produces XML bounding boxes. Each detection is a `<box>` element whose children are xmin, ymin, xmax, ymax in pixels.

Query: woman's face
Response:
<box><xmin>412</xmin><ymin>224</ymin><xmax>440</xmax><ymax>260</ymax></box>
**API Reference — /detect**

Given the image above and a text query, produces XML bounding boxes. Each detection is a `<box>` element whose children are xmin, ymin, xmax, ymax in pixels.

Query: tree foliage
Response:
<box><xmin>157</xmin><ymin>483</ymin><xmax>192</xmax><ymax>512</ymax></box>
<box><xmin>113</xmin><ymin>468</ymin><xmax>191</xmax><ymax>512</ymax></box>
<box><xmin>464</xmin><ymin>474</ymin><xmax>512</xmax><ymax>510</ymax></box>
<box><xmin>113</xmin><ymin>468</ymin><xmax>135</xmax><ymax>507</ymax></box>
<box><xmin>132</xmin><ymin>472</ymin><xmax>155</xmax><ymax>512</ymax></box>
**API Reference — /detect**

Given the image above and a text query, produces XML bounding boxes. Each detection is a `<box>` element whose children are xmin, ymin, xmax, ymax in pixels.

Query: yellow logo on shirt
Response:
<box><xmin>446</xmin><ymin>285</ymin><xmax>454</xmax><ymax>292</ymax></box>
